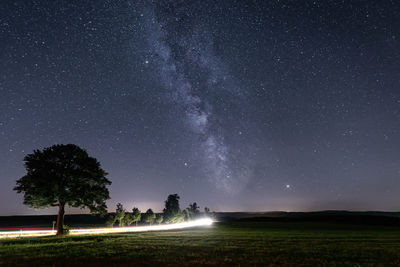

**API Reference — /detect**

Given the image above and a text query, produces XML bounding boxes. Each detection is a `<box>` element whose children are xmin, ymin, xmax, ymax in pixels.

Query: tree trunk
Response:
<box><xmin>56</xmin><ymin>202</ymin><xmax>65</xmax><ymax>235</ymax></box>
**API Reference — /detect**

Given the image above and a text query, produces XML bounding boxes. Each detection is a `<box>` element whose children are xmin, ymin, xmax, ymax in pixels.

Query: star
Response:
<box><xmin>0</xmin><ymin>0</ymin><xmax>399</xmax><ymax>214</ymax></box>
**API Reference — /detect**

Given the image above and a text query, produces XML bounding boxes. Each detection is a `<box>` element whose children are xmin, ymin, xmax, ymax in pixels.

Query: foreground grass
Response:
<box><xmin>1</xmin><ymin>222</ymin><xmax>400</xmax><ymax>266</ymax></box>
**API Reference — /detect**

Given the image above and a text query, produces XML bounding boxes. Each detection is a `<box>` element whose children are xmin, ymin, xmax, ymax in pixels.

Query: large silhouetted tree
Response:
<box><xmin>14</xmin><ymin>144</ymin><xmax>111</xmax><ymax>235</ymax></box>
<box><xmin>163</xmin><ymin>194</ymin><xmax>184</xmax><ymax>223</ymax></box>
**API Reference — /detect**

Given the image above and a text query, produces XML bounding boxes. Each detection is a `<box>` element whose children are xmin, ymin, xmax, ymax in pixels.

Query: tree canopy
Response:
<box><xmin>131</xmin><ymin>207</ymin><xmax>141</xmax><ymax>226</ymax></box>
<box><xmin>14</xmin><ymin>144</ymin><xmax>111</xmax><ymax>235</ymax></box>
<box><xmin>187</xmin><ymin>202</ymin><xmax>200</xmax><ymax>219</ymax></box>
<box><xmin>143</xmin><ymin>208</ymin><xmax>156</xmax><ymax>225</ymax></box>
<box><xmin>163</xmin><ymin>194</ymin><xmax>184</xmax><ymax>223</ymax></box>
<box><xmin>124</xmin><ymin>207</ymin><xmax>141</xmax><ymax>226</ymax></box>
<box><xmin>115</xmin><ymin>203</ymin><xmax>126</xmax><ymax>226</ymax></box>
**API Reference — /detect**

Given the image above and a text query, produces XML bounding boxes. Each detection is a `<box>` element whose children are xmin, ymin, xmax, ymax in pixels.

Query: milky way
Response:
<box><xmin>141</xmin><ymin>1</ymin><xmax>254</xmax><ymax>193</ymax></box>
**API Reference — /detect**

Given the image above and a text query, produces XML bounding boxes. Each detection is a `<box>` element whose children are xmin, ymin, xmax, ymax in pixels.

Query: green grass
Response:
<box><xmin>1</xmin><ymin>222</ymin><xmax>400</xmax><ymax>266</ymax></box>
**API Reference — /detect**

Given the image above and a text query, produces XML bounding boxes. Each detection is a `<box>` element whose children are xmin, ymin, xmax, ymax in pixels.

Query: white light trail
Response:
<box><xmin>0</xmin><ymin>218</ymin><xmax>213</xmax><ymax>239</ymax></box>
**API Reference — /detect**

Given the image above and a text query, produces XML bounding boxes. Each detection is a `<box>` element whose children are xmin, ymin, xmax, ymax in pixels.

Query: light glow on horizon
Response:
<box><xmin>0</xmin><ymin>218</ymin><xmax>213</xmax><ymax>239</ymax></box>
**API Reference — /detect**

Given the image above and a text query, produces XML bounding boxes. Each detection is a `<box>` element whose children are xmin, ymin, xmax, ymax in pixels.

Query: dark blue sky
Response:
<box><xmin>1</xmin><ymin>0</ymin><xmax>399</xmax><ymax>215</ymax></box>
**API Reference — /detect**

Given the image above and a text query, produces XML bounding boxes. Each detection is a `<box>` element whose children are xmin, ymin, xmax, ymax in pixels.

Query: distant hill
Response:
<box><xmin>216</xmin><ymin>211</ymin><xmax>400</xmax><ymax>225</ymax></box>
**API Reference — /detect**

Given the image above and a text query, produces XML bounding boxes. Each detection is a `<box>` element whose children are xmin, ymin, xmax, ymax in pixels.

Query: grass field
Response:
<box><xmin>1</xmin><ymin>221</ymin><xmax>400</xmax><ymax>266</ymax></box>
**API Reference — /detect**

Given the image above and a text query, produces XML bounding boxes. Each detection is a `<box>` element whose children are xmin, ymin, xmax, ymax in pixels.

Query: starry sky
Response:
<box><xmin>1</xmin><ymin>0</ymin><xmax>400</xmax><ymax>215</ymax></box>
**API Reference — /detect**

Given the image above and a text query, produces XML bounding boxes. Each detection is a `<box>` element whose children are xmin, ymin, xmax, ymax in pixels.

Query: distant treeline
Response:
<box><xmin>105</xmin><ymin>194</ymin><xmax>215</xmax><ymax>227</ymax></box>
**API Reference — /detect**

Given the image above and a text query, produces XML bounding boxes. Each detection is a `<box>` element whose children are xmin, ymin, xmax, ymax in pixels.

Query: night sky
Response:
<box><xmin>1</xmin><ymin>0</ymin><xmax>400</xmax><ymax>215</ymax></box>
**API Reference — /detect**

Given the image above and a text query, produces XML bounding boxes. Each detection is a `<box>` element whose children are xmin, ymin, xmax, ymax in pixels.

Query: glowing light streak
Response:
<box><xmin>0</xmin><ymin>218</ymin><xmax>213</xmax><ymax>239</ymax></box>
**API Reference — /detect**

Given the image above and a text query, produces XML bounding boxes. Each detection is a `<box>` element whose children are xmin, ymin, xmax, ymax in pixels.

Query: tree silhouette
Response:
<box><xmin>131</xmin><ymin>207</ymin><xmax>141</xmax><ymax>226</ymax></box>
<box><xmin>163</xmin><ymin>194</ymin><xmax>184</xmax><ymax>223</ymax></box>
<box><xmin>187</xmin><ymin>202</ymin><xmax>200</xmax><ymax>220</ymax></box>
<box><xmin>143</xmin><ymin>208</ymin><xmax>156</xmax><ymax>225</ymax></box>
<box><xmin>14</xmin><ymin>144</ymin><xmax>111</xmax><ymax>235</ymax></box>
<box><xmin>115</xmin><ymin>203</ymin><xmax>126</xmax><ymax>226</ymax></box>
<box><xmin>124</xmin><ymin>207</ymin><xmax>141</xmax><ymax>226</ymax></box>
<box><xmin>204</xmin><ymin>207</ymin><xmax>210</xmax><ymax>215</ymax></box>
